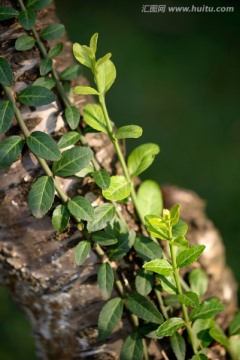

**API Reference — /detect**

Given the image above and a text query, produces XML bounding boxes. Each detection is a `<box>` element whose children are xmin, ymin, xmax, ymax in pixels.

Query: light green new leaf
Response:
<box><xmin>74</xmin><ymin>86</ymin><xmax>99</xmax><ymax>95</ymax></box>
<box><xmin>18</xmin><ymin>86</ymin><xmax>56</xmax><ymax>106</ymax></box>
<box><xmin>60</xmin><ymin>65</ymin><xmax>81</xmax><ymax>81</ymax></box>
<box><xmin>135</xmin><ymin>269</ymin><xmax>154</xmax><ymax>296</ymax></box>
<box><xmin>75</xmin><ymin>240</ymin><xmax>91</xmax><ymax>266</ymax></box>
<box><xmin>19</xmin><ymin>9</ymin><xmax>36</xmax><ymax>30</ymax></box>
<box><xmin>134</xmin><ymin>236</ymin><xmax>163</xmax><ymax>262</ymax></box>
<box><xmin>28</xmin><ymin>176</ymin><xmax>54</xmax><ymax>218</ymax></box>
<box><xmin>178</xmin><ymin>291</ymin><xmax>199</xmax><ymax>308</ymax></box>
<box><xmin>156</xmin><ymin>318</ymin><xmax>185</xmax><ymax>339</ymax></box>
<box><xmin>127</xmin><ymin>143</ymin><xmax>160</xmax><ymax>178</ymax></box>
<box><xmin>157</xmin><ymin>274</ymin><xmax>177</xmax><ymax>294</ymax></box>
<box><xmin>93</xmin><ymin>169</ymin><xmax>110</xmax><ymax>190</ymax></box>
<box><xmin>92</xmin><ymin>231</ymin><xmax>117</xmax><ymax>246</ymax></box>
<box><xmin>137</xmin><ymin>180</ymin><xmax>163</xmax><ymax>220</ymax></box>
<box><xmin>67</xmin><ymin>196</ymin><xmax>94</xmax><ymax>222</ymax></box>
<box><xmin>87</xmin><ymin>203</ymin><xmax>115</xmax><ymax>232</ymax></box>
<box><xmin>120</xmin><ymin>333</ymin><xmax>143</xmax><ymax>360</ymax></box>
<box><xmin>97</xmin><ymin>53</ymin><xmax>112</xmax><ymax>67</ymax></box>
<box><xmin>143</xmin><ymin>259</ymin><xmax>173</xmax><ymax>276</ymax></box>
<box><xmin>83</xmin><ymin>103</ymin><xmax>107</xmax><ymax>133</ymax></box>
<box><xmin>27</xmin><ymin>131</ymin><xmax>61</xmax><ymax>161</ymax></box>
<box><xmin>27</xmin><ymin>0</ymin><xmax>52</xmax><ymax>10</ymax></box>
<box><xmin>74</xmin><ymin>164</ymin><xmax>94</xmax><ymax>178</ymax></box>
<box><xmin>51</xmin><ymin>204</ymin><xmax>70</xmax><ymax>232</ymax></box>
<box><xmin>40</xmin><ymin>57</ymin><xmax>52</xmax><ymax>76</ymax></box>
<box><xmin>115</xmin><ymin>125</ymin><xmax>143</xmax><ymax>139</ymax></box>
<box><xmin>48</xmin><ymin>43</ymin><xmax>63</xmax><ymax>58</ymax></box>
<box><xmin>97</xmin><ymin>262</ymin><xmax>114</xmax><ymax>300</ymax></box>
<box><xmin>0</xmin><ymin>6</ymin><xmax>19</xmax><ymax>21</ymax></box>
<box><xmin>52</xmin><ymin>146</ymin><xmax>93</xmax><ymax>177</ymax></box>
<box><xmin>89</xmin><ymin>32</ymin><xmax>98</xmax><ymax>53</ymax></box>
<box><xmin>0</xmin><ymin>100</ymin><xmax>14</xmax><ymax>135</ymax></box>
<box><xmin>15</xmin><ymin>35</ymin><xmax>35</xmax><ymax>51</ymax></box>
<box><xmin>145</xmin><ymin>215</ymin><xmax>169</xmax><ymax>241</ymax></box>
<box><xmin>176</xmin><ymin>245</ymin><xmax>205</xmax><ymax>269</ymax></box>
<box><xmin>229</xmin><ymin>312</ymin><xmax>240</xmax><ymax>336</ymax></box>
<box><xmin>33</xmin><ymin>76</ymin><xmax>55</xmax><ymax>90</ymax></box>
<box><xmin>0</xmin><ymin>57</ymin><xmax>13</xmax><ymax>86</ymax></box>
<box><xmin>228</xmin><ymin>334</ymin><xmax>240</xmax><ymax>360</ymax></box>
<box><xmin>95</xmin><ymin>59</ymin><xmax>116</xmax><ymax>94</ymax></box>
<box><xmin>64</xmin><ymin>105</ymin><xmax>80</xmax><ymax>130</ymax></box>
<box><xmin>209</xmin><ymin>324</ymin><xmax>229</xmax><ymax>348</ymax></box>
<box><xmin>172</xmin><ymin>220</ymin><xmax>188</xmax><ymax>237</ymax></box>
<box><xmin>98</xmin><ymin>297</ymin><xmax>123</xmax><ymax>341</ymax></box>
<box><xmin>125</xmin><ymin>293</ymin><xmax>163</xmax><ymax>324</ymax></box>
<box><xmin>171</xmin><ymin>236</ymin><xmax>189</xmax><ymax>249</ymax></box>
<box><xmin>41</xmin><ymin>24</ymin><xmax>65</xmax><ymax>40</ymax></box>
<box><xmin>0</xmin><ymin>135</ymin><xmax>24</xmax><ymax>169</ymax></box>
<box><xmin>170</xmin><ymin>332</ymin><xmax>186</xmax><ymax>360</ymax></box>
<box><xmin>58</xmin><ymin>131</ymin><xmax>80</xmax><ymax>149</ymax></box>
<box><xmin>102</xmin><ymin>175</ymin><xmax>131</xmax><ymax>201</ymax></box>
<box><xmin>73</xmin><ymin>43</ymin><xmax>94</xmax><ymax>68</ymax></box>
<box><xmin>190</xmin><ymin>298</ymin><xmax>224</xmax><ymax>321</ymax></box>
<box><xmin>189</xmin><ymin>269</ymin><xmax>208</xmax><ymax>297</ymax></box>
<box><xmin>170</xmin><ymin>204</ymin><xmax>180</xmax><ymax>225</ymax></box>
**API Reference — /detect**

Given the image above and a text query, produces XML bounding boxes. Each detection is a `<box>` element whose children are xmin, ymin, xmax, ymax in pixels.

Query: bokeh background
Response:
<box><xmin>1</xmin><ymin>0</ymin><xmax>239</xmax><ymax>358</ymax></box>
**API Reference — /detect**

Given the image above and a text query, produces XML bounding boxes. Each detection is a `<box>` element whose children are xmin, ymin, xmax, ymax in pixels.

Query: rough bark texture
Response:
<box><xmin>0</xmin><ymin>1</ymin><xmax>238</xmax><ymax>359</ymax></box>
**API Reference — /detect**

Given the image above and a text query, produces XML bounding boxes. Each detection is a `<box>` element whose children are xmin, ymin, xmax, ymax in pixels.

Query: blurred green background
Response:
<box><xmin>1</xmin><ymin>0</ymin><xmax>239</xmax><ymax>358</ymax></box>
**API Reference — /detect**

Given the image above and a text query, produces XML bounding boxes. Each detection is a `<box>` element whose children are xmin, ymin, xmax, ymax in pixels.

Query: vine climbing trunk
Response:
<box><xmin>0</xmin><ymin>1</ymin><xmax>238</xmax><ymax>359</ymax></box>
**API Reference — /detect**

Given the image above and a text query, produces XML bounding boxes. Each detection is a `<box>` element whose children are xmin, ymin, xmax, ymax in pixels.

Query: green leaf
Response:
<box><xmin>74</xmin><ymin>164</ymin><xmax>94</xmax><ymax>178</ymax></box>
<box><xmin>60</xmin><ymin>64</ymin><xmax>81</xmax><ymax>81</ymax></box>
<box><xmin>209</xmin><ymin>324</ymin><xmax>229</xmax><ymax>347</ymax></box>
<box><xmin>98</xmin><ymin>297</ymin><xmax>123</xmax><ymax>341</ymax></box>
<box><xmin>176</xmin><ymin>245</ymin><xmax>205</xmax><ymax>269</ymax></box>
<box><xmin>170</xmin><ymin>204</ymin><xmax>180</xmax><ymax>225</ymax></box>
<box><xmin>0</xmin><ymin>6</ymin><xmax>19</xmax><ymax>21</ymax></box>
<box><xmin>191</xmin><ymin>355</ymin><xmax>208</xmax><ymax>360</ymax></box>
<box><xmin>58</xmin><ymin>131</ymin><xmax>80</xmax><ymax>149</ymax></box>
<box><xmin>95</xmin><ymin>59</ymin><xmax>116</xmax><ymax>94</ymax></box>
<box><xmin>164</xmin><ymin>295</ymin><xmax>180</xmax><ymax>307</ymax></box>
<box><xmin>67</xmin><ymin>196</ymin><xmax>94</xmax><ymax>222</ymax></box>
<box><xmin>19</xmin><ymin>9</ymin><xmax>36</xmax><ymax>30</ymax></box>
<box><xmin>83</xmin><ymin>104</ymin><xmax>107</xmax><ymax>133</ymax></box>
<box><xmin>0</xmin><ymin>135</ymin><xmax>24</xmax><ymax>169</ymax></box>
<box><xmin>125</xmin><ymin>293</ymin><xmax>163</xmax><ymax>324</ymax></box>
<box><xmin>171</xmin><ymin>236</ymin><xmax>189</xmax><ymax>249</ymax></box>
<box><xmin>192</xmin><ymin>318</ymin><xmax>214</xmax><ymax>348</ymax></box>
<box><xmin>0</xmin><ymin>57</ymin><xmax>13</xmax><ymax>86</ymax></box>
<box><xmin>190</xmin><ymin>298</ymin><xmax>224</xmax><ymax>320</ymax></box>
<box><xmin>51</xmin><ymin>204</ymin><xmax>70</xmax><ymax>232</ymax></box>
<box><xmin>157</xmin><ymin>274</ymin><xmax>177</xmax><ymax>294</ymax></box>
<box><xmin>156</xmin><ymin>318</ymin><xmax>185</xmax><ymax>339</ymax></box>
<box><xmin>0</xmin><ymin>100</ymin><xmax>14</xmax><ymax>135</ymax></box>
<box><xmin>28</xmin><ymin>176</ymin><xmax>54</xmax><ymax>218</ymax></box>
<box><xmin>52</xmin><ymin>146</ymin><xmax>93</xmax><ymax>177</ymax></box>
<box><xmin>189</xmin><ymin>269</ymin><xmax>208</xmax><ymax>297</ymax></box>
<box><xmin>40</xmin><ymin>58</ymin><xmax>52</xmax><ymax>76</ymax></box>
<box><xmin>97</xmin><ymin>262</ymin><xmax>114</xmax><ymax>299</ymax></box>
<box><xmin>89</xmin><ymin>32</ymin><xmax>98</xmax><ymax>53</ymax></box>
<box><xmin>15</xmin><ymin>35</ymin><xmax>35</xmax><ymax>51</ymax></box>
<box><xmin>178</xmin><ymin>291</ymin><xmax>199</xmax><ymax>308</ymax></box>
<box><xmin>170</xmin><ymin>332</ymin><xmax>186</xmax><ymax>360</ymax></box>
<box><xmin>135</xmin><ymin>269</ymin><xmax>154</xmax><ymax>296</ymax></box>
<box><xmin>74</xmin><ymin>86</ymin><xmax>99</xmax><ymax>95</ymax></box>
<box><xmin>26</xmin><ymin>0</ymin><xmax>52</xmax><ymax>10</ymax></box>
<box><xmin>115</xmin><ymin>125</ymin><xmax>143</xmax><ymax>139</ymax></box>
<box><xmin>97</xmin><ymin>53</ymin><xmax>112</xmax><ymax>67</ymax></box>
<box><xmin>92</xmin><ymin>231</ymin><xmax>117</xmax><ymax>246</ymax></box>
<box><xmin>107</xmin><ymin>231</ymin><xmax>136</xmax><ymax>260</ymax></box>
<box><xmin>75</xmin><ymin>240</ymin><xmax>91</xmax><ymax>266</ymax></box>
<box><xmin>134</xmin><ymin>236</ymin><xmax>163</xmax><ymax>262</ymax></box>
<box><xmin>137</xmin><ymin>180</ymin><xmax>163</xmax><ymax>220</ymax></box>
<box><xmin>33</xmin><ymin>76</ymin><xmax>55</xmax><ymax>90</ymax></box>
<box><xmin>73</xmin><ymin>43</ymin><xmax>94</xmax><ymax>68</ymax></box>
<box><xmin>18</xmin><ymin>86</ymin><xmax>55</xmax><ymax>106</ymax></box>
<box><xmin>93</xmin><ymin>169</ymin><xmax>110</xmax><ymax>190</ymax></box>
<box><xmin>41</xmin><ymin>24</ymin><xmax>65</xmax><ymax>40</ymax></box>
<box><xmin>102</xmin><ymin>175</ymin><xmax>131</xmax><ymax>201</ymax></box>
<box><xmin>172</xmin><ymin>220</ymin><xmax>188</xmax><ymax>237</ymax></box>
<box><xmin>87</xmin><ymin>203</ymin><xmax>115</xmax><ymax>232</ymax></box>
<box><xmin>120</xmin><ymin>333</ymin><xmax>143</xmax><ymax>360</ymax></box>
<box><xmin>229</xmin><ymin>312</ymin><xmax>240</xmax><ymax>335</ymax></box>
<box><xmin>48</xmin><ymin>43</ymin><xmax>63</xmax><ymax>58</ymax></box>
<box><xmin>143</xmin><ymin>259</ymin><xmax>173</xmax><ymax>276</ymax></box>
<box><xmin>228</xmin><ymin>335</ymin><xmax>240</xmax><ymax>360</ymax></box>
<box><xmin>127</xmin><ymin>143</ymin><xmax>160</xmax><ymax>178</ymax></box>
<box><xmin>64</xmin><ymin>105</ymin><xmax>80</xmax><ymax>130</ymax></box>
<box><xmin>26</xmin><ymin>131</ymin><xmax>61</xmax><ymax>161</ymax></box>
<box><xmin>145</xmin><ymin>215</ymin><xmax>169</xmax><ymax>240</ymax></box>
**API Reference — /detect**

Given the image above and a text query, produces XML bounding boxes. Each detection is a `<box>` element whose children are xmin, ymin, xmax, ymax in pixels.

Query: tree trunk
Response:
<box><xmin>0</xmin><ymin>1</ymin><xmax>237</xmax><ymax>359</ymax></box>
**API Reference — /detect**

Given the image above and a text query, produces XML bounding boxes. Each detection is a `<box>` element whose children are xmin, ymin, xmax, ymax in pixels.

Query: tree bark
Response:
<box><xmin>0</xmin><ymin>1</ymin><xmax>237</xmax><ymax>359</ymax></box>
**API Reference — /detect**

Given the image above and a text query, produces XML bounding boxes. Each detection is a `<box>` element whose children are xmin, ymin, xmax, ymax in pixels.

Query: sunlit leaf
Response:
<box><xmin>83</xmin><ymin>103</ymin><xmax>107</xmax><ymax>133</ymax></box>
<box><xmin>102</xmin><ymin>175</ymin><xmax>131</xmax><ymax>201</ymax></box>
<box><xmin>137</xmin><ymin>180</ymin><xmax>162</xmax><ymax>220</ymax></box>
<box><xmin>176</xmin><ymin>245</ymin><xmax>205</xmax><ymax>269</ymax></box>
<box><xmin>127</xmin><ymin>143</ymin><xmax>160</xmax><ymax>178</ymax></box>
<box><xmin>143</xmin><ymin>259</ymin><xmax>173</xmax><ymax>276</ymax></box>
<box><xmin>115</xmin><ymin>125</ymin><xmax>142</xmax><ymax>139</ymax></box>
<box><xmin>190</xmin><ymin>298</ymin><xmax>224</xmax><ymax>321</ymax></box>
<box><xmin>156</xmin><ymin>318</ymin><xmax>185</xmax><ymax>338</ymax></box>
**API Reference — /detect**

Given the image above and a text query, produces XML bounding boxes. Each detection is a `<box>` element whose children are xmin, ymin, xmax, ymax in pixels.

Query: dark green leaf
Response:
<box><xmin>51</xmin><ymin>204</ymin><xmax>70</xmax><ymax>232</ymax></box>
<box><xmin>83</xmin><ymin>104</ymin><xmax>107</xmax><ymax>133</ymax></box>
<box><xmin>209</xmin><ymin>324</ymin><xmax>229</xmax><ymax>347</ymax></box>
<box><xmin>178</xmin><ymin>291</ymin><xmax>199</xmax><ymax>308</ymax></box>
<box><xmin>172</xmin><ymin>220</ymin><xmax>188</xmax><ymax>237</ymax></box>
<box><xmin>191</xmin><ymin>355</ymin><xmax>208</xmax><ymax>360</ymax></box>
<box><xmin>40</xmin><ymin>57</ymin><xmax>52</xmax><ymax>76</ymax></box>
<box><xmin>75</xmin><ymin>240</ymin><xmax>91</xmax><ymax>266</ymax></box>
<box><xmin>27</xmin><ymin>131</ymin><xmax>61</xmax><ymax>161</ymax></box>
<box><xmin>229</xmin><ymin>312</ymin><xmax>240</xmax><ymax>335</ymax></box>
<box><xmin>28</xmin><ymin>176</ymin><xmax>54</xmax><ymax>218</ymax></box>
<box><xmin>33</xmin><ymin>76</ymin><xmax>55</xmax><ymax>90</ymax></box>
<box><xmin>97</xmin><ymin>262</ymin><xmax>114</xmax><ymax>299</ymax></box>
<box><xmin>137</xmin><ymin>180</ymin><xmax>162</xmax><ymax>220</ymax></box>
<box><xmin>0</xmin><ymin>135</ymin><xmax>24</xmax><ymax>169</ymax></box>
<box><xmin>164</xmin><ymin>295</ymin><xmax>180</xmax><ymax>307</ymax></box>
<box><xmin>48</xmin><ymin>43</ymin><xmax>63</xmax><ymax>58</ymax></box>
<box><xmin>115</xmin><ymin>125</ymin><xmax>143</xmax><ymax>139</ymax></box>
<box><xmin>156</xmin><ymin>318</ymin><xmax>185</xmax><ymax>338</ymax></box>
<box><xmin>0</xmin><ymin>6</ymin><xmax>19</xmax><ymax>21</ymax></box>
<box><xmin>157</xmin><ymin>274</ymin><xmax>177</xmax><ymax>294</ymax></box>
<box><xmin>19</xmin><ymin>9</ymin><xmax>36</xmax><ymax>30</ymax></box>
<box><xmin>58</xmin><ymin>131</ymin><xmax>80</xmax><ymax>149</ymax></box>
<box><xmin>107</xmin><ymin>231</ymin><xmax>136</xmax><ymax>260</ymax></box>
<box><xmin>102</xmin><ymin>175</ymin><xmax>131</xmax><ymax>201</ymax></box>
<box><xmin>74</xmin><ymin>85</ymin><xmax>99</xmax><ymax>95</ymax></box>
<box><xmin>120</xmin><ymin>333</ymin><xmax>143</xmax><ymax>360</ymax></box>
<box><xmin>41</xmin><ymin>24</ymin><xmax>65</xmax><ymax>40</ymax></box>
<box><xmin>52</xmin><ymin>146</ymin><xmax>93</xmax><ymax>177</ymax></box>
<box><xmin>96</xmin><ymin>59</ymin><xmax>116</xmax><ymax>94</ymax></box>
<box><xmin>0</xmin><ymin>57</ymin><xmax>13</xmax><ymax>86</ymax></box>
<box><xmin>143</xmin><ymin>259</ymin><xmax>173</xmax><ymax>276</ymax></box>
<box><xmin>125</xmin><ymin>293</ymin><xmax>163</xmax><ymax>324</ymax></box>
<box><xmin>176</xmin><ymin>245</ymin><xmax>205</xmax><ymax>269</ymax></box>
<box><xmin>98</xmin><ymin>297</ymin><xmax>123</xmax><ymax>341</ymax></box>
<box><xmin>135</xmin><ymin>269</ymin><xmax>154</xmax><ymax>296</ymax></box>
<box><xmin>87</xmin><ymin>203</ymin><xmax>115</xmax><ymax>232</ymax></box>
<box><xmin>64</xmin><ymin>105</ymin><xmax>80</xmax><ymax>130</ymax></box>
<box><xmin>189</xmin><ymin>269</ymin><xmax>208</xmax><ymax>297</ymax></box>
<box><xmin>15</xmin><ymin>35</ymin><xmax>35</xmax><ymax>51</ymax></box>
<box><xmin>170</xmin><ymin>332</ymin><xmax>186</xmax><ymax>360</ymax></box>
<box><xmin>93</xmin><ymin>169</ymin><xmax>110</xmax><ymax>190</ymax></box>
<box><xmin>134</xmin><ymin>236</ymin><xmax>163</xmax><ymax>262</ymax></box>
<box><xmin>60</xmin><ymin>64</ymin><xmax>81</xmax><ymax>81</ymax></box>
<box><xmin>92</xmin><ymin>231</ymin><xmax>118</xmax><ymax>246</ymax></box>
<box><xmin>127</xmin><ymin>143</ymin><xmax>160</xmax><ymax>178</ymax></box>
<box><xmin>0</xmin><ymin>100</ymin><xmax>14</xmax><ymax>135</ymax></box>
<box><xmin>18</xmin><ymin>86</ymin><xmax>55</xmax><ymax>106</ymax></box>
<box><xmin>190</xmin><ymin>298</ymin><xmax>224</xmax><ymax>320</ymax></box>
<box><xmin>67</xmin><ymin>196</ymin><xmax>94</xmax><ymax>222</ymax></box>
<box><xmin>192</xmin><ymin>318</ymin><xmax>214</xmax><ymax>348</ymax></box>
<box><xmin>27</xmin><ymin>0</ymin><xmax>52</xmax><ymax>10</ymax></box>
